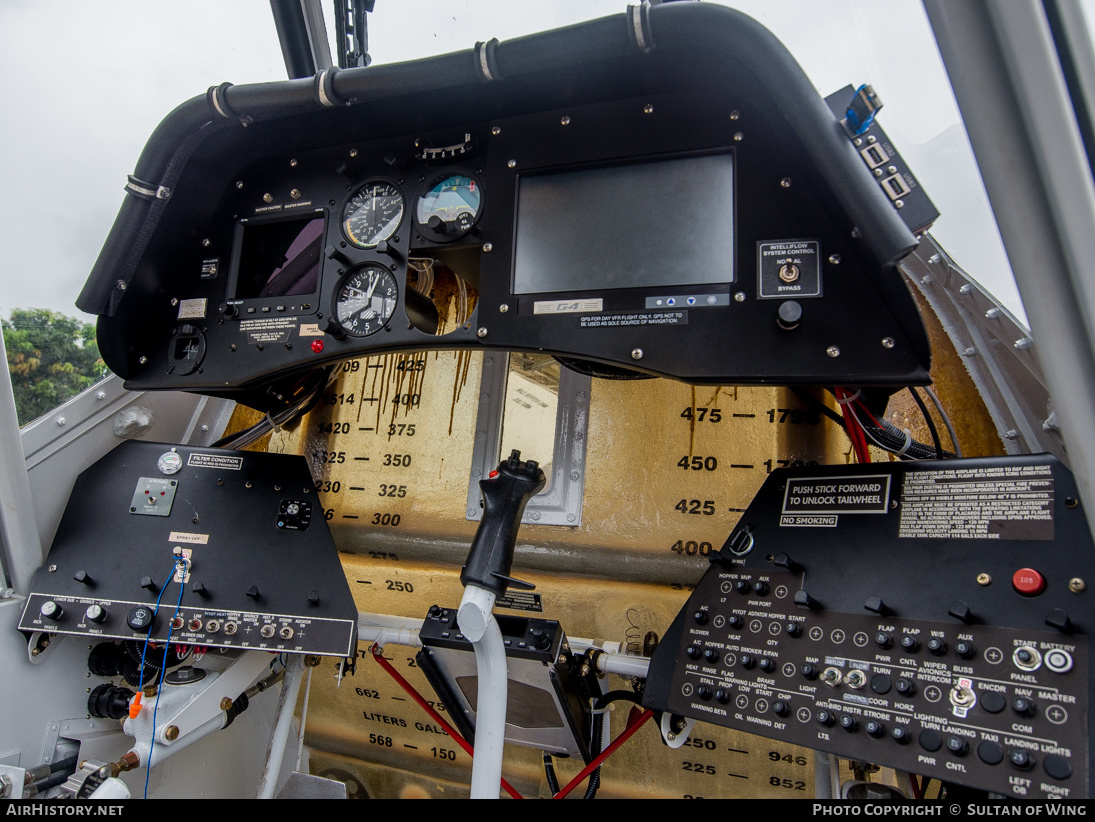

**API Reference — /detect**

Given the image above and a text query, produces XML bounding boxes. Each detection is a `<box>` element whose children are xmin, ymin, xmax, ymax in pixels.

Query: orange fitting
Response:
<box><xmin>128</xmin><ymin>692</ymin><xmax>142</xmax><ymax>719</ymax></box>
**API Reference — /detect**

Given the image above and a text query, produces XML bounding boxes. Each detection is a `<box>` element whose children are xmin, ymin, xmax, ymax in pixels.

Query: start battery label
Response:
<box><xmin>898</xmin><ymin>463</ymin><xmax>1054</xmax><ymax>540</ymax></box>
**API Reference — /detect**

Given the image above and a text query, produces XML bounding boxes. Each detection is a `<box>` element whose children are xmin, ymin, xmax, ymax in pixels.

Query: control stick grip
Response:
<box><xmin>460</xmin><ymin>450</ymin><xmax>546</xmax><ymax>596</ymax></box>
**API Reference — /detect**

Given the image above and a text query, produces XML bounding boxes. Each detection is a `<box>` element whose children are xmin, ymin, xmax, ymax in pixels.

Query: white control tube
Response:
<box><xmin>457</xmin><ymin>584</ymin><xmax>509</xmax><ymax>799</ymax></box>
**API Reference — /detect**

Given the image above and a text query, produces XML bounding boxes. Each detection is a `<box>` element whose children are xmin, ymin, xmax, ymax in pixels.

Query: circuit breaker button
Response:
<box><xmin>1012</xmin><ymin>568</ymin><xmax>1046</xmax><ymax>596</ymax></box>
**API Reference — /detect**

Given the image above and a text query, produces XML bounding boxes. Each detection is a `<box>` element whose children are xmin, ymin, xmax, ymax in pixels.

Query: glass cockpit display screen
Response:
<box><xmin>231</xmin><ymin>214</ymin><xmax>325</xmax><ymax>299</ymax></box>
<box><xmin>512</xmin><ymin>153</ymin><xmax>734</xmax><ymax>295</ymax></box>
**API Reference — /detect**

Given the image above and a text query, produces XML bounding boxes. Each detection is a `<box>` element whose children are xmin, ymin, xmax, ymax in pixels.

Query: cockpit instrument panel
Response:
<box><xmin>79</xmin><ymin>3</ymin><xmax>931</xmax><ymax>410</ymax></box>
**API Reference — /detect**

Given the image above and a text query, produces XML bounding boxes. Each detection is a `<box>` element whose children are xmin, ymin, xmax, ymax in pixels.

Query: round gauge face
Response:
<box><xmin>342</xmin><ymin>180</ymin><xmax>405</xmax><ymax>248</ymax></box>
<box><xmin>414</xmin><ymin>172</ymin><xmax>483</xmax><ymax>242</ymax></box>
<box><xmin>334</xmin><ymin>264</ymin><xmax>400</xmax><ymax>337</ymax></box>
<box><xmin>157</xmin><ymin>451</ymin><xmax>182</xmax><ymax>475</ymax></box>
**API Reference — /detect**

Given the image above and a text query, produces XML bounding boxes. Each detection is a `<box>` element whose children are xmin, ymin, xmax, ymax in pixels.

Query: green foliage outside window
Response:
<box><xmin>2</xmin><ymin>309</ymin><xmax>108</xmax><ymax>426</ymax></box>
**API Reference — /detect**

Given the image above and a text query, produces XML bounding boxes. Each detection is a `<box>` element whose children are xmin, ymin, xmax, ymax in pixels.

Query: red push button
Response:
<box><xmin>1012</xmin><ymin>568</ymin><xmax>1046</xmax><ymax>596</ymax></box>
<box><xmin>310</xmin><ymin>339</ymin><xmax>324</xmax><ymax>353</ymax></box>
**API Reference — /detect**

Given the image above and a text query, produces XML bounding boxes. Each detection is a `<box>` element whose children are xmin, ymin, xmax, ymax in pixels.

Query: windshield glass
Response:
<box><xmin>1</xmin><ymin>0</ymin><xmax>1024</xmax><ymax>424</ymax></box>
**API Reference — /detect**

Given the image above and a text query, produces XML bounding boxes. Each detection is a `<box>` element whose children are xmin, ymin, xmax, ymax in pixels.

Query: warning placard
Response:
<box><xmin>782</xmin><ymin>474</ymin><xmax>891</xmax><ymax>515</ymax></box>
<box><xmin>578</xmin><ymin>311</ymin><xmax>687</xmax><ymax>329</ymax></box>
<box><xmin>898</xmin><ymin>464</ymin><xmax>1054</xmax><ymax>540</ymax></box>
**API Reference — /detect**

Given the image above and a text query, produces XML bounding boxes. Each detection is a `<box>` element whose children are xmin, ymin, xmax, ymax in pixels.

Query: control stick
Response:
<box><xmin>457</xmin><ymin>450</ymin><xmax>545</xmax><ymax>798</ymax></box>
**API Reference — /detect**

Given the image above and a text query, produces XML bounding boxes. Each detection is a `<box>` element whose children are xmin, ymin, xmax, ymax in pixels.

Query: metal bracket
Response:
<box><xmin>466</xmin><ymin>354</ymin><xmax>590</xmax><ymax>527</ymax></box>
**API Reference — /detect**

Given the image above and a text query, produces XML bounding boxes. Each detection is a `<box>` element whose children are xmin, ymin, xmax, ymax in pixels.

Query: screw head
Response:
<box><xmin>881</xmin><ymin>337</ymin><xmax>895</xmax><ymax>349</ymax></box>
<box><xmin>1069</xmin><ymin>578</ymin><xmax>1086</xmax><ymax>593</ymax></box>
<box><xmin>977</xmin><ymin>573</ymin><xmax>992</xmax><ymax>586</ymax></box>
<box><xmin>826</xmin><ymin>346</ymin><xmax>841</xmax><ymax>358</ymax></box>
<box><xmin>96</xmin><ymin>391</ymin><xmax>106</xmax><ymax>400</ymax></box>
<box><xmin>349</xmin><ymin>148</ymin><xmax>358</xmax><ymax>157</ymax></box>
<box><xmin>482</xmin><ymin>243</ymin><xmax>493</xmax><ymax>253</ymax></box>
<box><xmin>48</xmin><ymin>565</ymin><xmax>57</xmax><ymax>573</ymax></box>
<box><xmin>631</xmin><ymin>348</ymin><xmax>643</xmax><ymax>360</ymax></box>
<box><xmin>780</xmin><ymin>178</ymin><xmax>792</xmax><ymax>188</ymax></box>
<box><xmin>236</xmin><ymin>180</ymin><xmax>244</xmax><ymax>189</ymax></box>
<box><xmin>477</xmin><ymin>327</ymin><xmax>488</xmax><ymax>338</ymax></box>
<box><xmin>491</xmin><ymin>126</ymin><xmax>501</xmax><ymax>135</ymax></box>
<box><xmin>507</xmin><ymin>159</ymin><xmax>516</xmax><ymax>168</ymax></box>
<box><xmin>290</xmin><ymin>158</ymin><xmax>298</xmax><ymax>167</ymax></box>
<box><xmin>56</xmin><ymin>417</ymin><xmax>66</xmax><ymax>427</ymax></box>
<box><xmin>170</xmin><ymin>297</ymin><xmax>178</xmax><ymax>306</ymax></box>
<box><xmin>263</xmin><ymin>193</ymin><xmax>273</xmax><ymax>203</ymax></box>
<box><xmin>734</xmin><ymin>132</ymin><xmax>744</xmax><ymax>142</ymax></box>
<box><xmin>1004</xmin><ymin>429</ymin><xmax>1019</xmax><ymax>440</ymax></box>
<box><xmin>499</xmin><ymin>304</ymin><xmax>508</xmax><ymax>313</ymax></box>
<box><xmin>643</xmin><ymin>103</ymin><xmax>654</xmax><ymax>114</ymax></box>
<box><xmin>829</xmin><ymin>254</ymin><xmax>841</xmax><ymax>265</ymax></box>
<box><xmin>730</xmin><ymin>110</ymin><xmax>740</xmax><ymax>120</ymax></box>
<box><xmin>734</xmin><ymin>291</ymin><xmax>746</xmax><ymax>303</ymax></box>
<box><xmin>139</xmin><ymin>356</ymin><xmax>148</xmax><ymax>364</ymax></box>
<box><xmin>290</xmin><ymin>189</ymin><xmax>301</xmax><ymax>200</ymax></box>
<box><xmin>561</xmin><ymin>115</ymin><xmax>571</xmax><ymax>125</ymax></box>
<box><xmin>894</xmin><ymin>199</ymin><xmax>904</xmax><ymax>209</ymax></box>
<box><xmin>165</xmin><ymin>725</ymin><xmax>180</xmax><ymax>741</ymax></box>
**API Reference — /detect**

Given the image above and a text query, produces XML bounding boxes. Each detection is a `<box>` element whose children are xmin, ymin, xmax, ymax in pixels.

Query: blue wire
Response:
<box><xmin>137</xmin><ymin>565</ymin><xmax>180</xmax><ymax>693</ymax></box>
<box><xmin>141</xmin><ymin>558</ymin><xmax>188</xmax><ymax>799</ymax></box>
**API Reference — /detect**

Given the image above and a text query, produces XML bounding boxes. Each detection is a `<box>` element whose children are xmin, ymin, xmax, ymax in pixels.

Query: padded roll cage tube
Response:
<box><xmin>77</xmin><ymin>2</ymin><xmax>915</xmax><ymax>316</ymax></box>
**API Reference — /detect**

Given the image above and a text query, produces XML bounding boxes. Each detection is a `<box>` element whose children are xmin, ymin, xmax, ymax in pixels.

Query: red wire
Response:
<box><xmin>908</xmin><ymin>772</ymin><xmax>923</xmax><ymax>800</ymax></box>
<box><xmin>552</xmin><ymin>708</ymin><xmax>654</xmax><ymax>799</ymax></box>
<box><xmin>370</xmin><ymin>644</ymin><xmax>524</xmax><ymax>800</ymax></box>
<box><xmin>835</xmin><ymin>388</ymin><xmax>870</xmax><ymax>463</ymax></box>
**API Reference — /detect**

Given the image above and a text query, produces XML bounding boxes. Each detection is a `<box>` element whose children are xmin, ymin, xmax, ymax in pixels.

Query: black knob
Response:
<box><xmin>948</xmin><ymin>600</ymin><xmax>973</xmax><ymax>624</ymax></box>
<box><xmin>794</xmin><ymin>590</ymin><xmax>820</xmax><ymax>610</ymax></box>
<box><xmin>895</xmin><ymin>677</ymin><xmax>917</xmax><ymax>697</ymax></box>
<box><xmin>785</xmin><ymin>622</ymin><xmax>803</xmax><ymax>638</ymax></box>
<box><xmin>728</xmin><ymin>615</ymin><xmax>744</xmax><ymax>629</ymax></box>
<box><xmin>865</xmin><ymin>720</ymin><xmax>885</xmax><ymax>738</ymax></box>
<box><xmin>530</xmin><ymin>627</ymin><xmax>551</xmax><ymax>650</ymax></box>
<box><xmin>127</xmin><ymin>606</ymin><xmax>154</xmax><ymax>631</ymax></box>
<box><xmin>927</xmin><ymin>637</ymin><xmax>947</xmax><ymax>656</ymax></box>
<box><xmin>322</xmin><ymin>317</ymin><xmax>347</xmax><ymax>340</ymax></box>
<box><xmin>839</xmin><ymin>715</ymin><xmax>858</xmax><ymax>733</ymax></box>
<box><xmin>777</xmin><ymin>300</ymin><xmax>803</xmax><ymax>331</ymax></box>
<box><xmin>752</xmin><ymin>581</ymin><xmax>770</xmax><ymax>596</ymax></box>
<box><xmin>73</xmin><ymin>570</ymin><xmax>93</xmax><ymax>585</ymax></box>
<box><xmin>980</xmin><ymin>692</ymin><xmax>1006</xmax><ymax>714</ymax></box>
<box><xmin>947</xmin><ymin>737</ymin><xmax>970</xmax><ymax>756</ymax></box>
<box><xmin>428</xmin><ymin>605</ymin><xmax>442</xmax><ymax>618</ymax></box>
<box><xmin>1012</xmin><ymin>697</ymin><xmax>1036</xmax><ymax>717</ymax></box>
<box><xmin>697</xmin><ymin>685</ymin><xmax>713</xmax><ymax>701</ymax></box>
<box><xmin>246</xmin><ymin>585</ymin><xmax>261</xmax><ymax>600</ymax></box>
<box><xmin>870</xmin><ymin>674</ymin><xmax>892</xmax><ymax>695</ymax></box>
<box><xmin>704</xmin><ymin>648</ymin><xmax>719</xmax><ymax>663</ymax></box>
<box><xmin>875</xmin><ymin>632</ymin><xmax>893</xmax><ymax>649</ymax></box>
<box><xmin>900</xmin><ymin>635</ymin><xmax>920</xmax><ymax>653</ymax></box>
<box><xmin>40</xmin><ymin>601</ymin><xmax>63</xmax><ymax>621</ymax></box>
<box><xmin>739</xmin><ymin>653</ymin><xmax>756</xmax><ymax>670</ymax></box>
<box><xmin>687</xmin><ymin>646</ymin><xmax>702</xmax><ymax>660</ymax></box>
<box><xmin>891</xmin><ymin>726</ymin><xmax>911</xmax><ymax>745</ymax></box>
<box><xmin>191</xmin><ymin>581</ymin><xmax>207</xmax><ymax>596</ymax></box>
<box><xmin>771</xmin><ymin>552</ymin><xmax>798</xmax><ymax>571</ymax></box>
<box><xmin>864</xmin><ymin>595</ymin><xmax>891</xmax><ymax>616</ymax></box>
<box><xmin>219</xmin><ymin>302</ymin><xmax>239</xmax><ymax>318</ymax></box>
<box><xmin>84</xmin><ymin>604</ymin><xmax>107</xmax><ymax>624</ymax></box>
<box><xmin>324</xmin><ymin>244</ymin><xmax>350</xmax><ymax>265</ymax></box>
<box><xmin>759</xmin><ymin>657</ymin><xmax>775</xmax><ymax>673</ymax></box>
<box><xmin>693</xmin><ymin>610</ymin><xmax>709</xmax><ymax>626</ymax></box>
<box><xmin>1009</xmin><ymin>750</ymin><xmax>1034</xmax><ymax>771</ymax></box>
<box><xmin>772</xmin><ymin>701</ymin><xmax>790</xmax><ymax>717</ymax></box>
<box><xmin>817</xmin><ymin>710</ymin><xmax>835</xmax><ymax>727</ymax></box>
<box><xmin>734</xmin><ymin>580</ymin><xmax>750</xmax><ymax>594</ymax></box>
<box><xmin>308</xmin><ymin>590</ymin><xmax>320</xmax><ymax>605</ymax></box>
<box><xmin>801</xmin><ymin>663</ymin><xmax>819</xmax><ymax>681</ymax></box>
<box><xmin>955</xmin><ymin>640</ymin><xmax>976</xmax><ymax>659</ymax></box>
<box><xmin>140</xmin><ymin>576</ymin><xmax>159</xmax><ymax>594</ymax></box>
<box><xmin>715</xmin><ymin>689</ymin><xmax>731</xmax><ymax>704</ymax></box>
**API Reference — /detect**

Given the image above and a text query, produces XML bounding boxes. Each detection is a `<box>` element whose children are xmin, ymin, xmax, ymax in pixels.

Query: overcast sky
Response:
<box><xmin>0</xmin><ymin>0</ymin><xmax>1024</xmax><ymax>324</ymax></box>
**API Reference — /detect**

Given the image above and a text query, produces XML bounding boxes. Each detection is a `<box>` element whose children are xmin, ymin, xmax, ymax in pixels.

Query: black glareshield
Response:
<box><xmin>460</xmin><ymin>450</ymin><xmax>546</xmax><ymax>596</ymax></box>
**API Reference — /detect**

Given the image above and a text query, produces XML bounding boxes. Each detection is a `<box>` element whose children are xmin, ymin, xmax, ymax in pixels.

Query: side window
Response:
<box><xmin>2</xmin><ymin>310</ymin><xmax>108</xmax><ymax>427</ymax></box>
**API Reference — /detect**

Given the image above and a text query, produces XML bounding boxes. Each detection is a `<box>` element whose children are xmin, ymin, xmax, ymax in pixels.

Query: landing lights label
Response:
<box><xmin>780</xmin><ymin>474</ymin><xmax>891</xmax><ymax>527</ymax></box>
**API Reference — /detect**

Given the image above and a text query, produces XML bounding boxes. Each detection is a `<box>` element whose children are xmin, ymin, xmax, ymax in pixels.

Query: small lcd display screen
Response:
<box><xmin>232</xmin><ymin>215</ymin><xmax>324</xmax><ymax>299</ymax></box>
<box><xmin>512</xmin><ymin>153</ymin><xmax>734</xmax><ymax>295</ymax></box>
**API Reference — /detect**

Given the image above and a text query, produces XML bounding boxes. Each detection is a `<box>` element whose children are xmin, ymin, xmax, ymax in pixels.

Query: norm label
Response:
<box><xmin>188</xmin><ymin>453</ymin><xmax>243</xmax><ymax>471</ymax></box>
<box><xmin>782</xmin><ymin>474</ymin><xmax>891</xmax><ymax>515</ymax></box>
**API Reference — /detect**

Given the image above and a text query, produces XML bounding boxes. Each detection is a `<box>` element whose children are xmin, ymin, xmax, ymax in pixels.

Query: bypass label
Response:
<box><xmin>898</xmin><ymin>464</ymin><xmax>1054</xmax><ymax>540</ymax></box>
